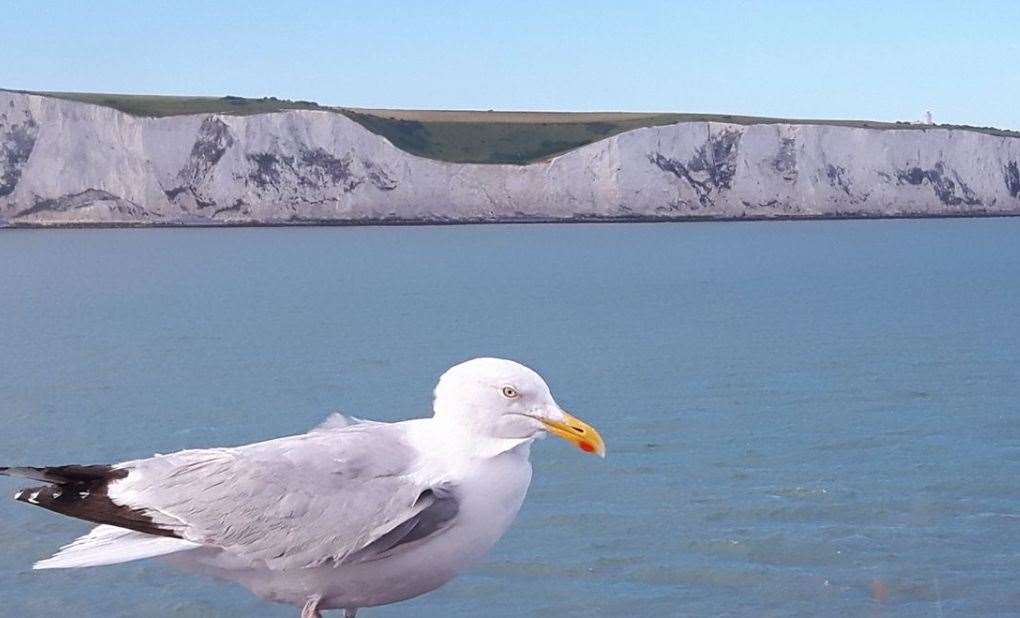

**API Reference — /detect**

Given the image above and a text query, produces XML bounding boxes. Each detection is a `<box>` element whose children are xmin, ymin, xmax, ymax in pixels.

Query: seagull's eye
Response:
<box><xmin>501</xmin><ymin>386</ymin><xmax>520</xmax><ymax>399</ymax></box>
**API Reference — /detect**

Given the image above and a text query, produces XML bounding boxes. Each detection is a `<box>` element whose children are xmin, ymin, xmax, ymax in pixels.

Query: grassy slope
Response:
<box><xmin>340</xmin><ymin>109</ymin><xmax>696</xmax><ymax>163</ymax></box>
<box><xmin>9</xmin><ymin>89</ymin><xmax>1019</xmax><ymax>165</ymax></box>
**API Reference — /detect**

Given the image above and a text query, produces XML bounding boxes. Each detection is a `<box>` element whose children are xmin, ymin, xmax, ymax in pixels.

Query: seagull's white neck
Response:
<box><xmin>422</xmin><ymin>415</ymin><xmax>537</xmax><ymax>461</ymax></box>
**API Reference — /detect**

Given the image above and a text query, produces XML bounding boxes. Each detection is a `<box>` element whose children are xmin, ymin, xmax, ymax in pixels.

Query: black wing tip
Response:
<box><xmin>12</xmin><ymin>484</ymin><xmax>53</xmax><ymax>505</ymax></box>
<box><xmin>7</xmin><ymin>465</ymin><xmax>180</xmax><ymax>539</ymax></box>
<box><xmin>0</xmin><ymin>464</ymin><xmax>125</xmax><ymax>485</ymax></box>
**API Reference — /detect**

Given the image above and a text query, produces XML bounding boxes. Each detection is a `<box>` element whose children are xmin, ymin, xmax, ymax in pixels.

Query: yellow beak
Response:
<box><xmin>541</xmin><ymin>411</ymin><xmax>606</xmax><ymax>458</ymax></box>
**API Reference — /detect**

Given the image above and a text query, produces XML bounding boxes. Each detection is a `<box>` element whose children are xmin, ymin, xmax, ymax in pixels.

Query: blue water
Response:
<box><xmin>0</xmin><ymin>219</ymin><xmax>1018</xmax><ymax>617</ymax></box>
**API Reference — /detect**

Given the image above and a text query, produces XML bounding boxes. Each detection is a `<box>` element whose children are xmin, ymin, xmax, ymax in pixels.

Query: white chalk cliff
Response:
<box><xmin>2</xmin><ymin>91</ymin><xmax>1019</xmax><ymax>225</ymax></box>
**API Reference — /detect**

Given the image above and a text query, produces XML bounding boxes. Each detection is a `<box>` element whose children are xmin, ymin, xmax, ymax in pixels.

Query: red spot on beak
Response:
<box><xmin>579</xmin><ymin>441</ymin><xmax>595</xmax><ymax>453</ymax></box>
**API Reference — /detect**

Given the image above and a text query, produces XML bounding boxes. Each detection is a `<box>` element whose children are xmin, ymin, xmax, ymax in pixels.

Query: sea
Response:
<box><xmin>0</xmin><ymin>218</ymin><xmax>1018</xmax><ymax>617</ymax></box>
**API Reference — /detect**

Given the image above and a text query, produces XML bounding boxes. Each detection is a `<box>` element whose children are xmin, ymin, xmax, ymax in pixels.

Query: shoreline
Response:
<box><xmin>1</xmin><ymin>211</ymin><xmax>1018</xmax><ymax>231</ymax></box>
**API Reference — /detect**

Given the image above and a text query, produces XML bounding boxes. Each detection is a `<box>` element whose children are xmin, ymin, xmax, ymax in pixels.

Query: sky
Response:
<box><xmin>5</xmin><ymin>1</ymin><xmax>1019</xmax><ymax>129</ymax></box>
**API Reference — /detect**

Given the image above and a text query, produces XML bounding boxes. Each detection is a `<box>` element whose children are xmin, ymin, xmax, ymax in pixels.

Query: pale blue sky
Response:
<box><xmin>6</xmin><ymin>1</ymin><xmax>1019</xmax><ymax>129</ymax></box>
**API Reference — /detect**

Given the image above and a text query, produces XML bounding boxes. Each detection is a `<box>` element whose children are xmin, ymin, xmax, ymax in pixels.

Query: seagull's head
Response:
<box><xmin>432</xmin><ymin>357</ymin><xmax>605</xmax><ymax>457</ymax></box>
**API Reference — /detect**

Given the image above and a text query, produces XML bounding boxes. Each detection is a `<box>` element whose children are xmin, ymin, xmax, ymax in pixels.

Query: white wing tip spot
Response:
<box><xmin>28</xmin><ymin>491</ymin><xmax>41</xmax><ymax>504</ymax></box>
<box><xmin>13</xmin><ymin>490</ymin><xmax>24</xmax><ymax>500</ymax></box>
<box><xmin>79</xmin><ymin>491</ymin><xmax>90</xmax><ymax>498</ymax></box>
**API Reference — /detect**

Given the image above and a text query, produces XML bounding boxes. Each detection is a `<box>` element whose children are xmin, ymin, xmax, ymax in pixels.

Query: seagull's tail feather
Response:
<box><xmin>34</xmin><ymin>525</ymin><xmax>200</xmax><ymax>570</ymax></box>
<box><xmin>2</xmin><ymin>465</ymin><xmax>199</xmax><ymax>569</ymax></box>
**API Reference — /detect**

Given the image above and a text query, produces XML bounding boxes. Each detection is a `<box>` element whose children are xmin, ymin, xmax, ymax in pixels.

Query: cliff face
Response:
<box><xmin>2</xmin><ymin>91</ymin><xmax>1019</xmax><ymax>225</ymax></box>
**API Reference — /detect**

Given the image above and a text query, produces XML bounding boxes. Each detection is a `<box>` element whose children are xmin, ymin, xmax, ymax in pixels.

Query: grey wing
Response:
<box><xmin>107</xmin><ymin>423</ymin><xmax>458</xmax><ymax>570</ymax></box>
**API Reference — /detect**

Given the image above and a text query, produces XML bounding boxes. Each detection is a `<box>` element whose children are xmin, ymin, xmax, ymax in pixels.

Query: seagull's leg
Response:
<box><xmin>300</xmin><ymin>596</ymin><xmax>323</xmax><ymax>618</ymax></box>
<box><xmin>344</xmin><ymin>609</ymin><xmax>358</xmax><ymax>618</ymax></box>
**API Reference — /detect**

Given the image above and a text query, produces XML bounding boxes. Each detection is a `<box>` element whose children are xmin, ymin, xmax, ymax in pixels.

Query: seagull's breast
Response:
<box><xmin>320</xmin><ymin>443</ymin><xmax>534</xmax><ymax>609</ymax></box>
<box><xmin>448</xmin><ymin>443</ymin><xmax>535</xmax><ymax>557</ymax></box>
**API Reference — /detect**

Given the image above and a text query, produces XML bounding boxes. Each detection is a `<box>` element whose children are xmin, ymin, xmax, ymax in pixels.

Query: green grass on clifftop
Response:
<box><xmin>9</xmin><ymin>89</ymin><xmax>1019</xmax><ymax>165</ymax></box>
<box><xmin>15</xmin><ymin>90</ymin><xmax>323</xmax><ymax>116</ymax></box>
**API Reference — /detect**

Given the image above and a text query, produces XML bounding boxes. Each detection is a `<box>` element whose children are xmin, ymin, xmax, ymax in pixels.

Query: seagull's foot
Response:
<box><xmin>300</xmin><ymin>595</ymin><xmax>323</xmax><ymax>618</ymax></box>
<box><xmin>344</xmin><ymin>610</ymin><xmax>359</xmax><ymax>618</ymax></box>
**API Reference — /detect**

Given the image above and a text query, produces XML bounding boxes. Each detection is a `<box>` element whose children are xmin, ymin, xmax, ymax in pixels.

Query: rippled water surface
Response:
<box><xmin>1</xmin><ymin>219</ymin><xmax>1018</xmax><ymax>617</ymax></box>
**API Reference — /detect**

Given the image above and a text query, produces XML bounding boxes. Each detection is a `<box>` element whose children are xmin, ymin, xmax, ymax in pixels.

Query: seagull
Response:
<box><xmin>1</xmin><ymin>358</ymin><xmax>605</xmax><ymax>617</ymax></box>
